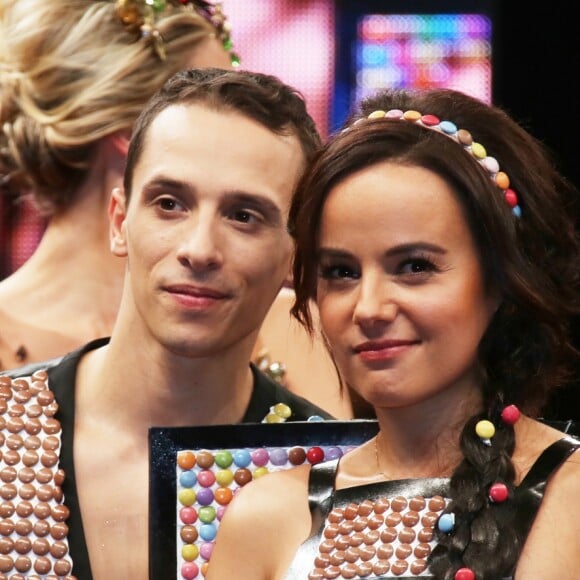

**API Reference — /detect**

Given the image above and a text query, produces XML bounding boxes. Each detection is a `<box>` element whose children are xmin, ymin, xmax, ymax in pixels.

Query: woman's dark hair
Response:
<box><xmin>289</xmin><ymin>87</ymin><xmax>580</xmax><ymax>579</ymax></box>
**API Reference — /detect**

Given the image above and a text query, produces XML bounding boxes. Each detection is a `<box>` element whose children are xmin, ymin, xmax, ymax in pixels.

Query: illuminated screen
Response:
<box><xmin>332</xmin><ymin>0</ymin><xmax>498</xmax><ymax>131</ymax></box>
<box><xmin>355</xmin><ymin>14</ymin><xmax>492</xmax><ymax>102</ymax></box>
<box><xmin>0</xmin><ymin>0</ymin><xmax>336</xmax><ymax>279</ymax></box>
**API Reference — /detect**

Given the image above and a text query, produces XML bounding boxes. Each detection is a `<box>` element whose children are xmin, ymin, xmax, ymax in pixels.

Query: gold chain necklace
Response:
<box><xmin>374</xmin><ymin>435</ymin><xmax>389</xmax><ymax>480</ymax></box>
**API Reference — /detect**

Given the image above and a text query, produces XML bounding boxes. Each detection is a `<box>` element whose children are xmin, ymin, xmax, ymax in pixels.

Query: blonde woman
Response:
<box><xmin>0</xmin><ymin>0</ymin><xmax>234</xmax><ymax>370</ymax></box>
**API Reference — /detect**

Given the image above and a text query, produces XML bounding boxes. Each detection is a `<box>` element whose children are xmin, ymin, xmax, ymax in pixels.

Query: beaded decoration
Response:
<box><xmin>435</xmin><ymin>406</ymin><xmax>521</xmax><ymax>579</ymax></box>
<box><xmin>0</xmin><ymin>373</ymin><xmax>74</xmax><ymax>577</ymax></box>
<box><xmin>176</xmin><ymin>444</ymin><xmax>354</xmax><ymax>579</ymax></box>
<box><xmin>475</xmin><ymin>404</ymin><xmax>521</xmax><ymax>447</ymax></box>
<box><xmin>115</xmin><ymin>0</ymin><xmax>239</xmax><ymax>64</ymax></box>
<box><xmin>309</xmin><ymin>494</ymin><xmax>450</xmax><ymax>578</ymax></box>
<box><xmin>356</xmin><ymin>109</ymin><xmax>521</xmax><ymax>218</ymax></box>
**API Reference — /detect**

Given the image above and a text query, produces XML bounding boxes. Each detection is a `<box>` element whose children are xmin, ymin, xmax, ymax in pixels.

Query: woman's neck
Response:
<box><xmin>372</xmin><ymin>387</ymin><xmax>483</xmax><ymax>479</ymax></box>
<box><xmin>0</xmin><ymin>161</ymin><xmax>126</xmax><ymax>363</ymax></box>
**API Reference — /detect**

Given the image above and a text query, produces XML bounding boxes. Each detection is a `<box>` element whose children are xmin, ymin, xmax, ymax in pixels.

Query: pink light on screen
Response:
<box><xmin>0</xmin><ymin>1</ymin><xmax>337</xmax><ymax>279</ymax></box>
<box><xmin>225</xmin><ymin>0</ymin><xmax>335</xmax><ymax>138</ymax></box>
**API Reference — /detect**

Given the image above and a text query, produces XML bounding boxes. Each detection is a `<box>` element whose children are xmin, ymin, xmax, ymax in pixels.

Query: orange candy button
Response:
<box><xmin>177</xmin><ymin>451</ymin><xmax>196</xmax><ymax>470</ymax></box>
<box><xmin>214</xmin><ymin>487</ymin><xmax>233</xmax><ymax>506</ymax></box>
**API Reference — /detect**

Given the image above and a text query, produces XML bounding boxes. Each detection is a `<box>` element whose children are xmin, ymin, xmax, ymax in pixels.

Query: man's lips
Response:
<box><xmin>163</xmin><ymin>284</ymin><xmax>231</xmax><ymax>300</ymax></box>
<box><xmin>163</xmin><ymin>284</ymin><xmax>230</xmax><ymax>311</ymax></box>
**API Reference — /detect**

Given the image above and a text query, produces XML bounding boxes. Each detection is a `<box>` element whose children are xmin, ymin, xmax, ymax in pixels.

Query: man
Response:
<box><xmin>1</xmin><ymin>68</ymin><xmax>332</xmax><ymax>579</ymax></box>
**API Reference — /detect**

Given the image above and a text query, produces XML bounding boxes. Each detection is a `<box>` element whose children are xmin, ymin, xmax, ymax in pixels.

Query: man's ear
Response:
<box><xmin>109</xmin><ymin>130</ymin><xmax>131</xmax><ymax>157</ymax></box>
<box><xmin>283</xmin><ymin>256</ymin><xmax>294</xmax><ymax>290</ymax></box>
<box><xmin>109</xmin><ymin>187</ymin><xmax>128</xmax><ymax>257</ymax></box>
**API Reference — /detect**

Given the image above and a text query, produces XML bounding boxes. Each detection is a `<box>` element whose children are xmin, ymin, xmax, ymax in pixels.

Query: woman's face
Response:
<box><xmin>316</xmin><ymin>161</ymin><xmax>498</xmax><ymax>412</ymax></box>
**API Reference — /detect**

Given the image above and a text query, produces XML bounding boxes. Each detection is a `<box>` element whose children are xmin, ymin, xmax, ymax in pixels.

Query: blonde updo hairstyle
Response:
<box><xmin>0</xmin><ymin>0</ymin><xmax>217</xmax><ymax>214</ymax></box>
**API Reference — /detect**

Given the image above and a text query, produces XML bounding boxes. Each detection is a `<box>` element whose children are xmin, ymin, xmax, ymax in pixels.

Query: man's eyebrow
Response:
<box><xmin>141</xmin><ymin>175</ymin><xmax>188</xmax><ymax>192</ymax></box>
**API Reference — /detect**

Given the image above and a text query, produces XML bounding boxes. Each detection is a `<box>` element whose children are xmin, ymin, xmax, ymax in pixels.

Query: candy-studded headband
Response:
<box><xmin>354</xmin><ymin>109</ymin><xmax>521</xmax><ymax>218</ymax></box>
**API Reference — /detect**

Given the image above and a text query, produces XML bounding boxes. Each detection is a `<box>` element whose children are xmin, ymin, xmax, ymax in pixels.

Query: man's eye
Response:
<box><xmin>157</xmin><ymin>198</ymin><xmax>181</xmax><ymax>211</ymax></box>
<box><xmin>230</xmin><ymin>210</ymin><xmax>258</xmax><ymax>223</ymax></box>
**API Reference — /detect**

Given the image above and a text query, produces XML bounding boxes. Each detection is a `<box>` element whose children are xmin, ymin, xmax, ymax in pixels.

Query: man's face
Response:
<box><xmin>110</xmin><ymin>104</ymin><xmax>305</xmax><ymax>358</ymax></box>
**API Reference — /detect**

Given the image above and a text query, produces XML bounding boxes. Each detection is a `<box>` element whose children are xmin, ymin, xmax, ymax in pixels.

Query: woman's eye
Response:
<box><xmin>398</xmin><ymin>258</ymin><xmax>436</xmax><ymax>275</ymax></box>
<box><xmin>319</xmin><ymin>264</ymin><xmax>359</xmax><ymax>280</ymax></box>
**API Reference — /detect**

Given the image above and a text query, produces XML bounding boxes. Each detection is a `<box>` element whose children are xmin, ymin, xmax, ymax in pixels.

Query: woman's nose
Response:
<box><xmin>352</xmin><ymin>274</ymin><xmax>397</xmax><ymax>327</ymax></box>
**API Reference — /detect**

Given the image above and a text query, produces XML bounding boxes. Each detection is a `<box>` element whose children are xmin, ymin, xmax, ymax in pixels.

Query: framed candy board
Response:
<box><xmin>149</xmin><ymin>419</ymin><xmax>379</xmax><ymax>579</ymax></box>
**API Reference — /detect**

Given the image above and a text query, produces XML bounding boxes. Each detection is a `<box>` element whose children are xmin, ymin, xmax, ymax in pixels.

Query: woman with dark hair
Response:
<box><xmin>207</xmin><ymin>87</ymin><xmax>580</xmax><ymax>579</ymax></box>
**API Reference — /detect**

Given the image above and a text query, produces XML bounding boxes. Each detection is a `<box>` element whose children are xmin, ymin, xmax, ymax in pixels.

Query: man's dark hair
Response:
<box><xmin>124</xmin><ymin>67</ymin><xmax>321</xmax><ymax>197</ymax></box>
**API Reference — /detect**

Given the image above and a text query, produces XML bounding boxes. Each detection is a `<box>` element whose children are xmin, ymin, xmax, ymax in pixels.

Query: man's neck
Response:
<box><xmin>75</xmin><ymin>330</ymin><xmax>256</xmax><ymax>434</ymax></box>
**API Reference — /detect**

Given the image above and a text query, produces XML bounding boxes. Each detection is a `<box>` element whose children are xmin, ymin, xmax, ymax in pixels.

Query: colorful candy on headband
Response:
<box><xmin>115</xmin><ymin>0</ymin><xmax>240</xmax><ymax>64</ymax></box>
<box><xmin>358</xmin><ymin>109</ymin><xmax>521</xmax><ymax>218</ymax></box>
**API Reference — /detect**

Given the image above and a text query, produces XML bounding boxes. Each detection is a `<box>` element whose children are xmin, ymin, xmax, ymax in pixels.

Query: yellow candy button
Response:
<box><xmin>273</xmin><ymin>403</ymin><xmax>292</xmax><ymax>418</ymax></box>
<box><xmin>475</xmin><ymin>420</ymin><xmax>495</xmax><ymax>439</ymax></box>
<box><xmin>403</xmin><ymin>110</ymin><xmax>421</xmax><ymax>122</ymax></box>
<box><xmin>471</xmin><ymin>142</ymin><xmax>487</xmax><ymax>159</ymax></box>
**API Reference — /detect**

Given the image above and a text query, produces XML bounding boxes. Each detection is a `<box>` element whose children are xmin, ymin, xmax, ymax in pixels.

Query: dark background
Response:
<box><xmin>495</xmin><ymin>5</ymin><xmax>580</xmax><ymax>419</ymax></box>
<box><xmin>337</xmin><ymin>1</ymin><xmax>580</xmax><ymax>420</ymax></box>
<box><xmin>495</xmin><ymin>5</ymin><xmax>579</xmax><ymax>190</ymax></box>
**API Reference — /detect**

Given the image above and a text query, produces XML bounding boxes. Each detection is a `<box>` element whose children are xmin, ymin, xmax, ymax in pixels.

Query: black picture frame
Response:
<box><xmin>149</xmin><ymin>419</ymin><xmax>380</xmax><ymax>579</ymax></box>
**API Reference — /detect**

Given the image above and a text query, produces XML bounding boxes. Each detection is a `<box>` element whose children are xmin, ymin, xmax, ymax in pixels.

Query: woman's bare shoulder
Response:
<box><xmin>227</xmin><ymin>464</ymin><xmax>311</xmax><ymax>518</ymax></box>
<box><xmin>515</xmin><ymin>440</ymin><xmax>580</xmax><ymax>577</ymax></box>
<box><xmin>513</xmin><ymin>416</ymin><xmax>577</xmax><ymax>479</ymax></box>
<box><xmin>206</xmin><ymin>464</ymin><xmax>313</xmax><ymax>579</ymax></box>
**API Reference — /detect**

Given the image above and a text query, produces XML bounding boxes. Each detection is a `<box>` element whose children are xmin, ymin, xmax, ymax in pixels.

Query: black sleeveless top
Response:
<box><xmin>2</xmin><ymin>337</ymin><xmax>334</xmax><ymax>579</ymax></box>
<box><xmin>286</xmin><ymin>437</ymin><xmax>580</xmax><ymax>579</ymax></box>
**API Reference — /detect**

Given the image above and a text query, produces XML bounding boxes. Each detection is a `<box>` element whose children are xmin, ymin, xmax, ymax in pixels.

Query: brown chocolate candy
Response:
<box><xmin>391</xmin><ymin>559</ymin><xmax>409</xmax><ymax>575</ymax></box>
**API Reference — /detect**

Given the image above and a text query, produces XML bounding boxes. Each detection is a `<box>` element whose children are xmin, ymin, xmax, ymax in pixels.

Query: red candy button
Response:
<box><xmin>489</xmin><ymin>482</ymin><xmax>509</xmax><ymax>503</ymax></box>
<box><xmin>455</xmin><ymin>567</ymin><xmax>475</xmax><ymax>580</ymax></box>
<box><xmin>501</xmin><ymin>404</ymin><xmax>521</xmax><ymax>425</ymax></box>
<box><xmin>306</xmin><ymin>446</ymin><xmax>325</xmax><ymax>464</ymax></box>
